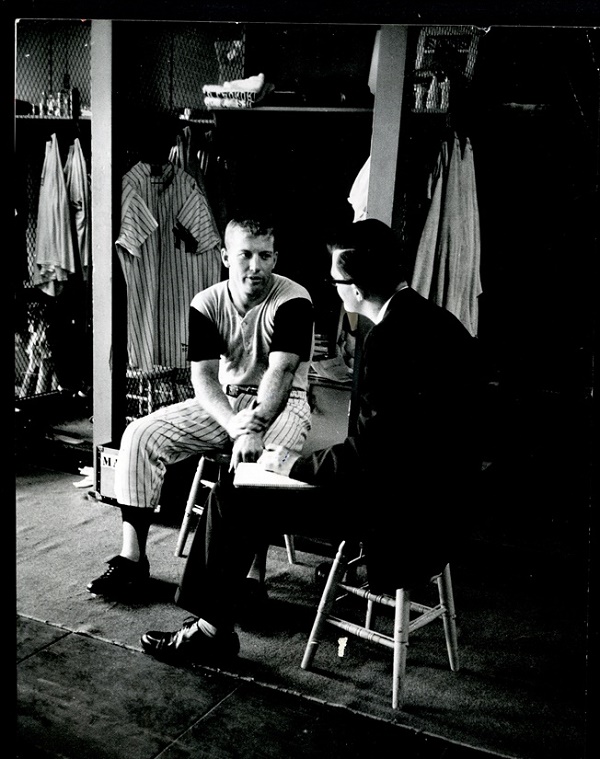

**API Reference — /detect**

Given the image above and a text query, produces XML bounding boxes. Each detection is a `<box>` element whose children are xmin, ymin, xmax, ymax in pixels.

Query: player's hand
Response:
<box><xmin>230</xmin><ymin>431</ymin><xmax>265</xmax><ymax>469</ymax></box>
<box><xmin>227</xmin><ymin>408</ymin><xmax>266</xmax><ymax>439</ymax></box>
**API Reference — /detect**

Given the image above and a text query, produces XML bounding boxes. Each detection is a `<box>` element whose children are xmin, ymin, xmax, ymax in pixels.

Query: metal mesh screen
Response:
<box><xmin>411</xmin><ymin>26</ymin><xmax>481</xmax><ymax>114</ymax></box>
<box><xmin>113</xmin><ymin>21</ymin><xmax>245</xmax><ymax>118</ymax></box>
<box><xmin>174</xmin><ymin>25</ymin><xmax>246</xmax><ymax>112</ymax></box>
<box><xmin>15</xmin><ymin>19</ymin><xmax>92</xmax><ymax>115</ymax></box>
<box><xmin>15</xmin><ymin>20</ymin><xmax>92</xmax><ymax>402</ymax></box>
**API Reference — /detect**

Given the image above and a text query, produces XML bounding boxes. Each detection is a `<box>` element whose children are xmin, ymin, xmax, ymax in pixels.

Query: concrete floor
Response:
<box><xmin>17</xmin><ymin>614</ymin><xmax>498</xmax><ymax>759</ymax></box>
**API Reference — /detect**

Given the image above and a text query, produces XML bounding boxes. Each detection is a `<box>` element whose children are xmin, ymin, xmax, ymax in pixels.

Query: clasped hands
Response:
<box><xmin>228</xmin><ymin>407</ymin><xmax>265</xmax><ymax>469</ymax></box>
<box><xmin>228</xmin><ymin>407</ymin><xmax>298</xmax><ymax>475</ymax></box>
<box><xmin>227</xmin><ymin>406</ymin><xmax>266</xmax><ymax>440</ymax></box>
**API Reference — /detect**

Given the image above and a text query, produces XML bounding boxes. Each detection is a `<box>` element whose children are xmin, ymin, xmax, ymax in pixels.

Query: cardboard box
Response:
<box><xmin>96</xmin><ymin>443</ymin><xmax>119</xmax><ymax>505</ymax></box>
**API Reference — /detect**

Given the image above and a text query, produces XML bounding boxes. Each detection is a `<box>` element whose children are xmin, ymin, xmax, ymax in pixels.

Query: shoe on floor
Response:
<box><xmin>87</xmin><ymin>555</ymin><xmax>150</xmax><ymax>598</ymax></box>
<box><xmin>141</xmin><ymin>617</ymin><xmax>240</xmax><ymax>665</ymax></box>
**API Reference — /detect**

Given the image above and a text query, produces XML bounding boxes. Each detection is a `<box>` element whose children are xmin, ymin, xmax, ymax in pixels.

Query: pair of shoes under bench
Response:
<box><xmin>141</xmin><ymin>617</ymin><xmax>240</xmax><ymax>665</ymax></box>
<box><xmin>87</xmin><ymin>555</ymin><xmax>150</xmax><ymax>598</ymax></box>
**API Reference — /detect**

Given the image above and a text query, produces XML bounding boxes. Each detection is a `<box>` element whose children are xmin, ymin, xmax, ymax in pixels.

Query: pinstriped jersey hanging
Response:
<box><xmin>116</xmin><ymin>161</ymin><xmax>222</xmax><ymax>371</ymax></box>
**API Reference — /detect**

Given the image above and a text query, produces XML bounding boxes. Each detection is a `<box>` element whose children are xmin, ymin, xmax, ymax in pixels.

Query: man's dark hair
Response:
<box><xmin>326</xmin><ymin>219</ymin><xmax>407</xmax><ymax>296</ymax></box>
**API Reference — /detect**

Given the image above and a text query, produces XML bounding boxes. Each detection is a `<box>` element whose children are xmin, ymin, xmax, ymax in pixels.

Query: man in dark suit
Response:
<box><xmin>140</xmin><ymin>218</ymin><xmax>483</xmax><ymax>664</ymax></box>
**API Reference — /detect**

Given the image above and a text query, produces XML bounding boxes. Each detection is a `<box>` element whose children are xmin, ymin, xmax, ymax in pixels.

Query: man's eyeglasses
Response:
<box><xmin>328</xmin><ymin>277</ymin><xmax>355</xmax><ymax>286</ymax></box>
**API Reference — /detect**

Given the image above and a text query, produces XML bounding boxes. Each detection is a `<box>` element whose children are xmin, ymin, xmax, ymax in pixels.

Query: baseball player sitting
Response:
<box><xmin>87</xmin><ymin>213</ymin><xmax>315</xmax><ymax>601</ymax></box>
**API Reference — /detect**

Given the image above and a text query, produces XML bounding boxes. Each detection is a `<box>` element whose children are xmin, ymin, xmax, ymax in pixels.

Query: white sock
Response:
<box><xmin>196</xmin><ymin>618</ymin><xmax>218</xmax><ymax>638</ymax></box>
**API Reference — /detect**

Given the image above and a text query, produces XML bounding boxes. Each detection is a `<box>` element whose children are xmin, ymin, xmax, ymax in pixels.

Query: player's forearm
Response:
<box><xmin>252</xmin><ymin>365</ymin><xmax>296</xmax><ymax>430</ymax></box>
<box><xmin>192</xmin><ymin>376</ymin><xmax>235</xmax><ymax>431</ymax></box>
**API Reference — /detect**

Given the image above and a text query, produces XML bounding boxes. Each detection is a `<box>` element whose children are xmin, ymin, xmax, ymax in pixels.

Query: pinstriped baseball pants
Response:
<box><xmin>114</xmin><ymin>392</ymin><xmax>312</xmax><ymax>510</ymax></box>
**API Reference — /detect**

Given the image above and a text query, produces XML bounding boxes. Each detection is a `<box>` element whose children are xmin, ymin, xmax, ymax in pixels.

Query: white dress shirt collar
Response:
<box><xmin>375</xmin><ymin>283</ymin><xmax>408</xmax><ymax>324</ymax></box>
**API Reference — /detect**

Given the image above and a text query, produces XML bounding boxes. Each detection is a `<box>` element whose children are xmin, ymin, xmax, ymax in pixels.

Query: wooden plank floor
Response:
<box><xmin>17</xmin><ymin>616</ymin><xmax>499</xmax><ymax>759</ymax></box>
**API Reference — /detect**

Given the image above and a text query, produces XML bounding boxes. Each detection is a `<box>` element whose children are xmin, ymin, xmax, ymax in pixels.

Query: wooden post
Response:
<box><xmin>367</xmin><ymin>25</ymin><xmax>408</xmax><ymax>227</ymax></box>
<box><xmin>91</xmin><ymin>20</ymin><xmax>123</xmax><ymax>457</ymax></box>
<box><xmin>348</xmin><ymin>25</ymin><xmax>409</xmax><ymax>433</ymax></box>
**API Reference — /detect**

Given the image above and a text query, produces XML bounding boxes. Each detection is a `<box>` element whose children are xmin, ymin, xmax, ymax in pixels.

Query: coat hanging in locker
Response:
<box><xmin>33</xmin><ymin>133</ymin><xmax>77</xmax><ymax>297</ymax></box>
<box><xmin>411</xmin><ymin>133</ymin><xmax>482</xmax><ymax>338</ymax></box>
<box><xmin>64</xmin><ymin>137</ymin><xmax>91</xmax><ymax>281</ymax></box>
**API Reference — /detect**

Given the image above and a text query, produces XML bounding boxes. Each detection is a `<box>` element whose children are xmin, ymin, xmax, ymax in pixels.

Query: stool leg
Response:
<box><xmin>248</xmin><ymin>541</ymin><xmax>269</xmax><ymax>585</ymax></box>
<box><xmin>301</xmin><ymin>540</ymin><xmax>347</xmax><ymax>670</ymax></box>
<box><xmin>392</xmin><ymin>587</ymin><xmax>410</xmax><ymax>710</ymax></box>
<box><xmin>437</xmin><ymin>564</ymin><xmax>459</xmax><ymax>671</ymax></box>
<box><xmin>284</xmin><ymin>534</ymin><xmax>296</xmax><ymax>564</ymax></box>
<box><xmin>175</xmin><ymin>459</ymin><xmax>205</xmax><ymax>557</ymax></box>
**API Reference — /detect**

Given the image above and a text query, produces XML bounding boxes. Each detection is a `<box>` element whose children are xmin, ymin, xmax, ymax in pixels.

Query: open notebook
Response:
<box><xmin>233</xmin><ymin>462</ymin><xmax>317</xmax><ymax>489</ymax></box>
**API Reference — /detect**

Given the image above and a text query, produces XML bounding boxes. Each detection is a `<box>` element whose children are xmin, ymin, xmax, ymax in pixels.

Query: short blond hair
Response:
<box><xmin>224</xmin><ymin>217</ymin><xmax>275</xmax><ymax>249</ymax></box>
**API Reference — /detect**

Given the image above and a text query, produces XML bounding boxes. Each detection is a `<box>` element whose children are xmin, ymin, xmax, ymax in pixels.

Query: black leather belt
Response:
<box><xmin>224</xmin><ymin>385</ymin><xmax>306</xmax><ymax>399</ymax></box>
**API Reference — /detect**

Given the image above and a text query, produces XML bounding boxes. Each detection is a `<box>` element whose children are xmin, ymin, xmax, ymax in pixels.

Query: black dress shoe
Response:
<box><xmin>141</xmin><ymin>617</ymin><xmax>240</xmax><ymax>664</ymax></box>
<box><xmin>87</xmin><ymin>555</ymin><xmax>150</xmax><ymax>598</ymax></box>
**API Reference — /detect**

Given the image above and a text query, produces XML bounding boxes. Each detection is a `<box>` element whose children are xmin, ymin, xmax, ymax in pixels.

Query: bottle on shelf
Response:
<box><xmin>425</xmin><ymin>76</ymin><xmax>439</xmax><ymax>111</ymax></box>
<box><xmin>439</xmin><ymin>78</ymin><xmax>450</xmax><ymax>112</ymax></box>
<box><xmin>59</xmin><ymin>73</ymin><xmax>72</xmax><ymax>117</ymax></box>
<box><xmin>46</xmin><ymin>92</ymin><xmax>57</xmax><ymax>117</ymax></box>
<box><xmin>71</xmin><ymin>87</ymin><xmax>80</xmax><ymax>119</ymax></box>
<box><xmin>413</xmin><ymin>83</ymin><xmax>426</xmax><ymax>111</ymax></box>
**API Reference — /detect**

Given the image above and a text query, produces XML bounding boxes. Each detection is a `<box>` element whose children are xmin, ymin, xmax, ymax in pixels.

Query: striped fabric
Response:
<box><xmin>114</xmin><ymin>392</ymin><xmax>311</xmax><ymax>510</ymax></box>
<box><xmin>116</xmin><ymin>162</ymin><xmax>222</xmax><ymax>370</ymax></box>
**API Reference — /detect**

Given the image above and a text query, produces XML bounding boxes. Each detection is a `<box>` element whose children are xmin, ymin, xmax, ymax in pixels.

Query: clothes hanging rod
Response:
<box><xmin>179</xmin><ymin>114</ymin><xmax>217</xmax><ymax>126</ymax></box>
<box><xmin>203</xmin><ymin>106</ymin><xmax>373</xmax><ymax>113</ymax></box>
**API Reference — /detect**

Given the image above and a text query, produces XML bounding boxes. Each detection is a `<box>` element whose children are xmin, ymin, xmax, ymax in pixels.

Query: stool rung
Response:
<box><xmin>409</xmin><ymin>605</ymin><xmax>445</xmax><ymax>632</ymax></box>
<box><xmin>325</xmin><ymin>615</ymin><xmax>395</xmax><ymax>649</ymax></box>
<box><xmin>338</xmin><ymin>582</ymin><xmax>397</xmax><ymax>609</ymax></box>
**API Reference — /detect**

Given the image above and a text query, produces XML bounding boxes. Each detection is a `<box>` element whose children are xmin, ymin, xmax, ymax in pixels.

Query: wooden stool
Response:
<box><xmin>175</xmin><ymin>451</ymin><xmax>230</xmax><ymax>558</ymax></box>
<box><xmin>300</xmin><ymin>540</ymin><xmax>459</xmax><ymax>710</ymax></box>
<box><xmin>175</xmin><ymin>452</ymin><xmax>297</xmax><ymax>571</ymax></box>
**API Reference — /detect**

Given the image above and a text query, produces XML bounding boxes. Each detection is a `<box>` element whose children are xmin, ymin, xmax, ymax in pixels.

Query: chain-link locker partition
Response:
<box><xmin>15</xmin><ymin>20</ymin><xmax>92</xmax><ymax>402</ymax></box>
<box><xmin>15</xmin><ymin>19</ymin><xmax>92</xmax><ymax>117</ymax></box>
<box><xmin>113</xmin><ymin>21</ymin><xmax>245</xmax><ymax>170</ymax></box>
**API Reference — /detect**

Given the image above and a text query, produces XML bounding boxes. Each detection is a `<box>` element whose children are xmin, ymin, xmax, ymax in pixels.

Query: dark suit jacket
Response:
<box><xmin>290</xmin><ymin>287</ymin><xmax>484</xmax><ymax>589</ymax></box>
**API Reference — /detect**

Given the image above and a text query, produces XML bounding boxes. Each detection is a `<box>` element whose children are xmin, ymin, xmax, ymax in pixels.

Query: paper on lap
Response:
<box><xmin>234</xmin><ymin>462</ymin><xmax>316</xmax><ymax>489</ymax></box>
